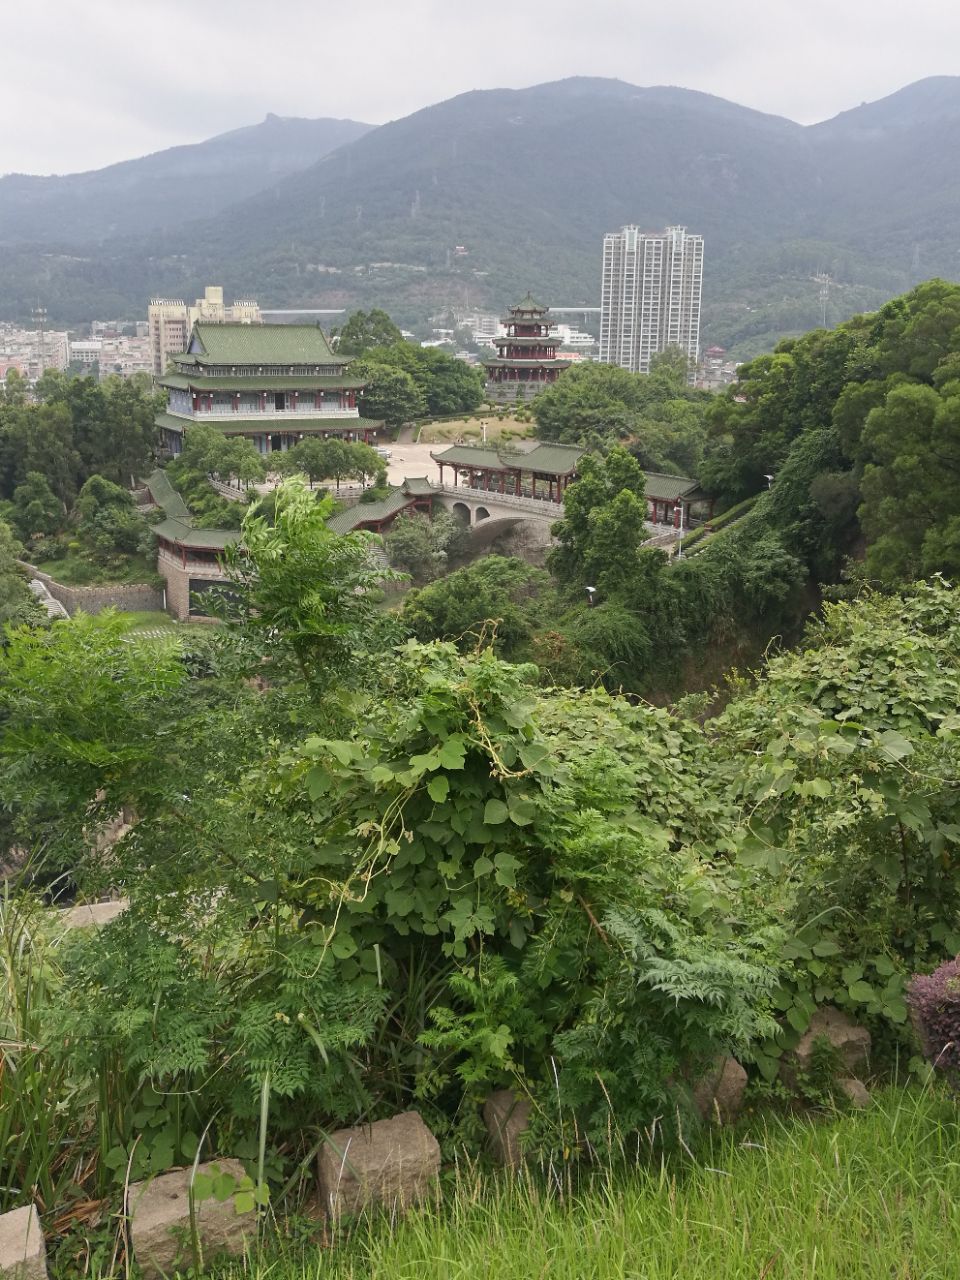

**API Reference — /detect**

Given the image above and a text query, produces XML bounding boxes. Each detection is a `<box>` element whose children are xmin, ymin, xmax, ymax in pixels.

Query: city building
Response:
<box><xmin>155</xmin><ymin>321</ymin><xmax>381</xmax><ymax>456</ymax></box>
<box><xmin>0</xmin><ymin>323</ymin><xmax>70</xmax><ymax>379</ymax></box>
<box><xmin>599</xmin><ymin>226</ymin><xmax>703</xmax><ymax>376</ymax></box>
<box><xmin>148</xmin><ymin>286</ymin><xmax>262</xmax><ymax>376</ymax></box>
<box><xmin>481</xmin><ymin>294</ymin><xmax>571</xmax><ymax>402</ymax></box>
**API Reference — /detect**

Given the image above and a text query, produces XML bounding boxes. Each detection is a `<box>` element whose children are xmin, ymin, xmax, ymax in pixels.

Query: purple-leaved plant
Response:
<box><xmin>907</xmin><ymin>957</ymin><xmax>960</xmax><ymax>1083</ymax></box>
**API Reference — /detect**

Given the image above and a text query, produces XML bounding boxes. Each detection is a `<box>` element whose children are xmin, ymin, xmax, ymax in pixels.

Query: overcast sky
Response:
<box><xmin>3</xmin><ymin>0</ymin><xmax>958</xmax><ymax>175</ymax></box>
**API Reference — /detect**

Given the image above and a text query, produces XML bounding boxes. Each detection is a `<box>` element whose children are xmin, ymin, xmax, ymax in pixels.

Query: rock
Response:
<box><xmin>483</xmin><ymin>1089</ymin><xmax>532</xmax><ymax>1165</ymax></box>
<box><xmin>0</xmin><ymin>1204</ymin><xmax>47</xmax><ymax>1280</ymax></box>
<box><xmin>693</xmin><ymin>1056</ymin><xmax>748</xmax><ymax>1124</ymax></box>
<box><xmin>128</xmin><ymin>1159</ymin><xmax>252</xmax><ymax>1279</ymax></box>
<box><xmin>782</xmin><ymin>1006</ymin><xmax>871</xmax><ymax>1090</ymax></box>
<box><xmin>837</xmin><ymin>1077</ymin><xmax>871</xmax><ymax>1109</ymax></box>
<box><xmin>58</xmin><ymin>899</ymin><xmax>129</xmax><ymax>930</ymax></box>
<box><xmin>317</xmin><ymin>1111</ymin><xmax>440</xmax><ymax>1220</ymax></box>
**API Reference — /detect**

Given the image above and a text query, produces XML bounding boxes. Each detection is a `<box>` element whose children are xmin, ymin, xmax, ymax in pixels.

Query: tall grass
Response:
<box><xmin>219</xmin><ymin>1088</ymin><xmax>960</xmax><ymax>1280</ymax></box>
<box><xmin>0</xmin><ymin>887</ymin><xmax>97</xmax><ymax>1216</ymax></box>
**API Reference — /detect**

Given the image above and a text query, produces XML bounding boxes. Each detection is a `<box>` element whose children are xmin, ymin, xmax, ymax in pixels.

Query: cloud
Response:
<box><xmin>2</xmin><ymin>0</ymin><xmax>958</xmax><ymax>173</ymax></box>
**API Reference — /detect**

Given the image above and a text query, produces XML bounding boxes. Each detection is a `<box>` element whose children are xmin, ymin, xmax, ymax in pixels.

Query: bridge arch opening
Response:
<box><xmin>451</xmin><ymin>501</ymin><xmax>471</xmax><ymax>526</ymax></box>
<box><xmin>475</xmin><ymin>506</ymin><xmax>491</xmax><ymax>522</ymax></box>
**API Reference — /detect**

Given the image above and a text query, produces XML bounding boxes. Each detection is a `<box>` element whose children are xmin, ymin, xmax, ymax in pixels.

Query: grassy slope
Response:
<box><xmin>222</xmin><ymin>1089</ymin><xmax>959</xmax><ymax>1280</ymax></box>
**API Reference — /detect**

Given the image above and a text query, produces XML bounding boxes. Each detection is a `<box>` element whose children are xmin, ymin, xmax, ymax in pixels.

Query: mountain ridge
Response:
<box><xmin>0</xmin><ymin>75</ymin><xmax>957</xmax><ymax>357</ymax></box>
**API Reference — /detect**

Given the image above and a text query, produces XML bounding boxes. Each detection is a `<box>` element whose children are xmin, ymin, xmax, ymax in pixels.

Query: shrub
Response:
<box><xmin>907</xmin><ymin>957</ymin><xmax>960</xmax><ymax>1082</ymax></box>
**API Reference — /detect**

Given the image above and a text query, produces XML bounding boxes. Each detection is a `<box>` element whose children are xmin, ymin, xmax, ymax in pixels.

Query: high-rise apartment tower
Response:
<box><xmin>599</xmin><ymin>226</ymin><xmax>703</xmax><ymax>375</ymax></box>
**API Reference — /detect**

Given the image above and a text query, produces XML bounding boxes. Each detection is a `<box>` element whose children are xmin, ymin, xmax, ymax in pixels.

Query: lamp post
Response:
<box><xmin>764</xmin><ymin>473</ymin><xmax>775</xmax><ymax>490</ymax></box>
<box><xmin>585</xmin><ymin>586</ymin><xmax>596</xmax><ymax>607</ymax></box>
<box><xmin>673</xmin><ymin>503</ymin><xmax>685</xmax><ymax>559</ymax></box>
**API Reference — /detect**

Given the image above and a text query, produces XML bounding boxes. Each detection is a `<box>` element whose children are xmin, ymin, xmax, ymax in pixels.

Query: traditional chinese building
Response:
<box><xmin>147</xmin><ymin>469</ymin><xmax>239</xmax><ymax>620</ymax></box>
<box><xmin>482</xmin><ymin>294</ymin><xmax>570</xmax><ymax>401</ymax></box>
<box><xmin>432</xmin><ymin>442</ymin><xmax>584</xmax><ymax>502</ymax></box>
<box><xmin>156</xmin><ymin>322</ymin><xmax>382</xmax><ymax>456</ymax></box>
<box><xmin>326</xmin><ymin>478</ymin><xmax>435</xmax><ymax>534</ymax></box>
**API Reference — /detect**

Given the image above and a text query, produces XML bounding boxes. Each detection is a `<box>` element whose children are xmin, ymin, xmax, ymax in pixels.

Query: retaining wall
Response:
<box><xmin>18</xmin><ymin>563</ymin><xmax>164</xmax><ymax>616</ymax></box>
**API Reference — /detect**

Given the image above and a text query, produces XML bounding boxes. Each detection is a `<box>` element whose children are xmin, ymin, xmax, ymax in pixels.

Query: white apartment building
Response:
<box><xmin>599</xmin><ymin>226</ymin><xmax>703</xmax><ymax>375</ymax></box>
<box><xmin>148</xmin><ymin>286</ymin><xmax>261</xmax><ymax>376</ymax></box>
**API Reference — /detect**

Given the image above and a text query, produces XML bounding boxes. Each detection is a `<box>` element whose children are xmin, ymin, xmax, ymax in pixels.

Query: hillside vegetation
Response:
<box><xmin>2</xmin><ymin>77</ymin><xmax>959</xmax><ymax>353</ymax></box>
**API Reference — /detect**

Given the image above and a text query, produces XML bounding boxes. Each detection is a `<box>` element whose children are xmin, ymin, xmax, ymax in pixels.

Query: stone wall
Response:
<box><xmin>18</xmin><ymin>563</ymin><xmax>164</xmax><ymax>617</ymax></box>
<box><xmin>157</xmin><ymin>552</ymin><xmax>227</xmax><ymax>623</ymax></box>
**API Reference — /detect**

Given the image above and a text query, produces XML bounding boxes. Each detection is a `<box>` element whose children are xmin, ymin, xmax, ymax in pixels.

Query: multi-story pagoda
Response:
<box><xmin>155</xmin><ymin>321</ymin><xmax>382</xmax><ymax>456</ymax></box>
<box><xmin>482</xmin><ymin>293</ymin><xmax>570</xmax><ymax>402</ymax></box>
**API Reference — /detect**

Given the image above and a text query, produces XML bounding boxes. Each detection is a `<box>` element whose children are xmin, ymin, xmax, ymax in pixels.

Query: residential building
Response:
<box><xmin>481</xmin><ymin>294</ymin><xmax>571</xmax><ymax>402</ymax></box>
<box><xmin>155</xmin><ymin>320</ymin><xmax>382</xmax><ymax>456</ymax></box>
<box><xmin>148</xmin><ymin>286</ymin><xmax>262</xmax><ymax>376</ymax></box>
<box><xmin>0</xmin><ymin>323</ymin><xmax>70</xmax><ymax>378</ymax></box>
<box><xmin>599</xmin><ymin>226</ymin><xmax>704</xmax><ymax>376</ymax></box>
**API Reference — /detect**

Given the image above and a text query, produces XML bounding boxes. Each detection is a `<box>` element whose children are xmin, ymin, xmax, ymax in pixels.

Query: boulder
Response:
<box><xmin>317</xmin><ymin>1111</ymin><xmax>440</xmax><ymax>1220</ymax></box>
<box><xmin>0</xmin><ymin>1204</ymin><xmax>47</xmax><ymax>1280</ymax></box>
<box><xmin>782</xmin><ymin>1006</ymin><xmax>871</xmax><ymax>1090</ymax></box>
<box><xmin>128</xmin><ymin>1159</ymin><xmax>252</xmax><ymax>1280</ymax></box>
<box><xmin>483</xmin><ymin>1089</ymin><xmax>532</xmax><ymax>1165</ymax></box>
<box><xmin>693</xmin><ymin>1056</ymin><xmax>748</xmax><ymax>1124</ymax></box>
<box><xmin>837</xmin><ymin>1077</ymin><xmax>871</xmax><ymax>1109</ymax></box>
<box><xmin>58</xmin><ymin>899</ymin><xmax>129</xmax><ymax>930</ymax></box>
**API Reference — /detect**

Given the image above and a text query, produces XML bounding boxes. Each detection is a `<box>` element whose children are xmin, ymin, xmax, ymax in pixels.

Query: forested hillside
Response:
<box><xmin>1</xmin><ymin>77</ymin><xmax>959</xmax><ymax>354</ymax></box>
<box><xmin>0</xmin><ymin>114</ymin><xmax>372</xmax><ymax>245</ymax></box>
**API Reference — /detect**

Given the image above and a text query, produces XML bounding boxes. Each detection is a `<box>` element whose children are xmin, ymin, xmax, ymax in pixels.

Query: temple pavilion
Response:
<box><xmin>482</xmin><ymin>294</ymin><xmax>570</xmax><ymax>401</ymax></box>
<box><xmin>155</xmin><ymin>321</ymin><xmax>382</xmax><ymax>455</ymax></box>
<box><xmin>432</xmin><ymin>442</ymin><xmax>584</xmax><ymax>502</ymax></box>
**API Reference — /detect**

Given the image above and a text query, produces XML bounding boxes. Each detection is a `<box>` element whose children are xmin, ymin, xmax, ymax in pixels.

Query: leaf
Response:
<box><xmin>872</xmin><ymin>955</ymin><xmax>896</xmax><ymax>976</ymax></box>
<box><xmin>883</xmin><ymin>996</ymin><xmax>908</xmax><ymax>1024</ymax></box>
<box><xmin>812</xmin><ymin>939</ymin><xmax>841</xmax><ymax>956</ymax></box>
<box><xmin>233</xmin><ymin>1191</ymin><xmax>256</xmax><ymax>1215</ymax></box>
<box><xmin>104</xmin><ymin>1145</ymin><xmax>128</xmax><ymax>1171</ymax></box>
<box><xmin>786</xmin><ymin>1005</ymin><xmax>810</xmax><ymax>1033</ymax></box>
<box><xmin>877</xmin><ymin>729</ymin><xmax>914</xmax><ymax>761</ymax></box>
<box><xmin>427</xmin><ymin>775</ymin><xmax>450</xmax><ymax>803</ymax></box>
<box><xmin>330</xmin><ymin>932</ymin><xmax>357</xmax><ymax>959</ymax></box>
<box><xmin>213</xmin><ymin>1171</ymin><xmax>237</xmax><ymax>1202</ymax></box>
<box><xmin>494</xmin><ymin>851</ymin><xmax>521</xmax><ymax>888</ymax></box>
<box><xmin>483</xmin><ymin>799</ymin><xmax>509</xmax><ymax>825</ymax></box>
<box><xmin>508</xmin><ymin>797</ymin><xmax>537</xmax><ymax>826</ymax></box>
<box><xmin>438</xmin><ymin>737</ymin><xmax>467</xmax><ymax>770</ymax></box>
<box><xmin>473</xmin><ymin>856</ymin><xmax>494</xmax><ymax>878</ymax></box>
<box><xmin>847</xmin><ymin>980</ymin><xmax>875</xmax><ymax>1004</ymax></box>
<box><xmin>191</xmin><ymin>1172</ymin><xmax>214</xmax><ymax>1200</ymax></box>
<box><xmin>798</xmin><ymin>777</ymin><xmax>832</xmax><ymax>799</ymax></box>
<box><xmin>841</xmin><ymin>964</ymin><xmax>864</xmax><ymax>987</ymax></box>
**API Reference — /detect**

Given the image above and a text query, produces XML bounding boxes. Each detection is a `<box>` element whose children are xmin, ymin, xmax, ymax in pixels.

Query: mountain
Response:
<box><xmin>0</xmin><ymin>114</ymin><xmax>374</xmax><ymax>245</ymax></box>
<box><xmin>1</xmin><ymin>77</ymin><xmax>959</xmax><ymax>357</ymax></box>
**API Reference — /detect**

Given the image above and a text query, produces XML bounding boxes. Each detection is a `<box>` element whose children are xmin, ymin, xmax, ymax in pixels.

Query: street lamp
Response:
<box><xmin>585</xmin><ymin>586</ymin><xmax>597</xmax><ymax>607</ymax></box>
<box><xmin>764</xmin><ymin>473</ymin><xmax>775</xmax><ymax>490</ymax></box>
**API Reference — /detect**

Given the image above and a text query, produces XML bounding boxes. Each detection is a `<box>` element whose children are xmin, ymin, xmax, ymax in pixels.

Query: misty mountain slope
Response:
<box><xmin>1</xmin><ymin>76</ymin><xmax>958</xmax><ymax>356</ymax></box>
<box><xmin>0</xmin><ymin>114</ymin><xmax>374</xmax><ymax>245</ymax></box>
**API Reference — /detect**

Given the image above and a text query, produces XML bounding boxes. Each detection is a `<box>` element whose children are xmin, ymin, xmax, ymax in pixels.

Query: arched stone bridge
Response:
<box><xmin>430</xmin><ymin>483</ymin><xmax>563</xmax><ymax>528</ymax></box>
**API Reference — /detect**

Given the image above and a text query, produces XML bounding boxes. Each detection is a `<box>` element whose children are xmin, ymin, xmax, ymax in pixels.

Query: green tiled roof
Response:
<box><xmin>509</xmin><ymin>293</ymin><xmax>547</xmax><ymax>313</ymax></box>
<box><xmin>146</xmin><ymin>467</ymin><xmax>237</xmax><ymax>551</ymax></box>
<box><xmin>153</xmin><ymin>518</ymin><xmax>239</xmax><ymax>551</ymax></box>
<box><xmin>431</xmin><ymin>442</ymin><xmax>584</xmax><ymax>477</ymax></box>
<box><xmin>187</xmin><ymin>322</ymin><xmax>343</xmax><ymax>366</ymax></box>
<box><xmin>146</xmin><ymin>468</ymin><xmax>190</xmax><ymax>520</ymax></box>
<box><xmin>643</xmin><ymin>471</ymin><xmax>698</xmax><ymax>501</ymax></box>
<box><xmin>160</xmin><ymin>373</ymin><xmax>366</xmax><ymax>391</ymax></box>
<box><xmin>325</xmin><ymin>478</ymin><xmax>433</xmax><ymax>533</ymax></box>
<box><xmin>327</xmin><ymin>491</ymin><xmax>414</xmax><ymax>533</ymax></box>
<box><xmin>155</xmin><ymin>411</ymin><xmax>381</xmax><ymax>436</ymax></box>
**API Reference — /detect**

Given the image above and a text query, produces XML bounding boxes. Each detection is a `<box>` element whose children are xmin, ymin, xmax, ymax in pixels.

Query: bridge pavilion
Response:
<box><xmin>431</xmin><ymin>442</ymin><xmax>584</xmax><ymax>502</ymax></box>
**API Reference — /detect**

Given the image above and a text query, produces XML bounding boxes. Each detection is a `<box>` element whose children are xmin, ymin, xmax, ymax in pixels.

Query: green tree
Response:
<box><xmin>222</xmin><ymin>477</ymin><xmax>397</xmax><ymax>689</ymax></box>
<box><xmin>384</xmin><ymin>509</ymin><xmax>468</xmax><ymax>585</ymax></box>
<box><xmin>548</xmin><ymin>446</ymin><xmax>646</xmax><ymax>590</ymax></box>
<box><xmin>859</xmin><ymin>382</ymin><xmax>960</xmax><ymax>582</ymax></box>
<box><xmin>11</xmin><ymin>472</ymin><xmax>62</xmax><ymax>540</ymax></box>
<box><xmin>401</xmin><ymin>555</ymin><xmax>550</xmax><ymax>658</ymax></box>
<box><xmin>335</xmin><ymin>309</ymin><xmax>404</xmax><ymax>355</ymax></box>
<box><xmin>0</xmin><ymin>519</ymin><xmax>44</xmax><ymax>626</ymax></box>
<box><xmin>353</xmin><ymin>362</ymin><xmax>426</xmax><ymax>427</ymax></box>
